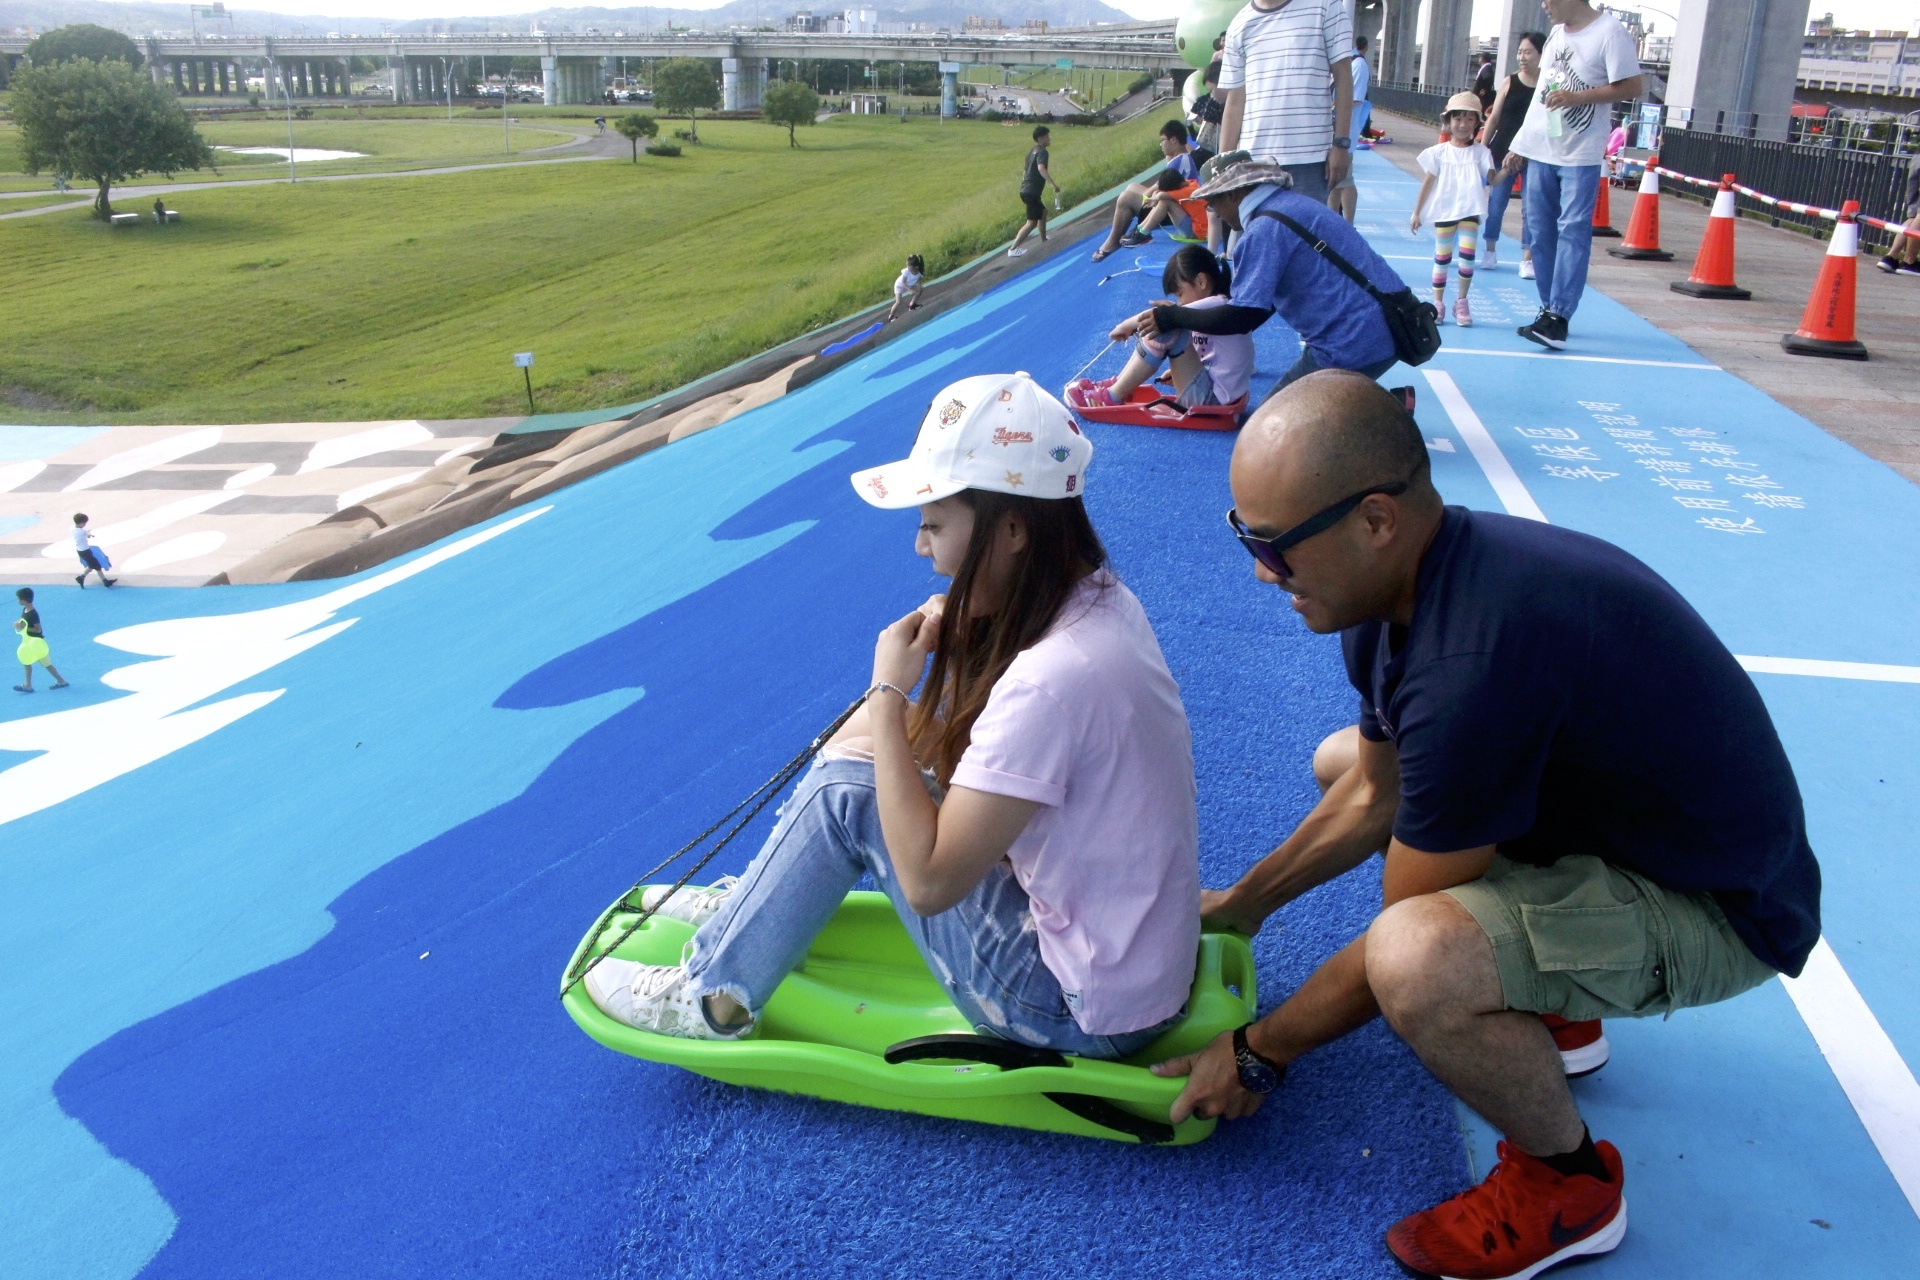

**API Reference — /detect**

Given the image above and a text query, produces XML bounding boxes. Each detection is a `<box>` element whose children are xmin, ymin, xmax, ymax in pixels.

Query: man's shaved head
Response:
<box><xmin>1228</xmin><ymin>371</ymin><xmax>1444</xmax><ymax>633</ymax></box>
<box><xmin>1238</xmin><ymin>371</ymin><xmax>1431</xmax><ymax>510</ymax></box>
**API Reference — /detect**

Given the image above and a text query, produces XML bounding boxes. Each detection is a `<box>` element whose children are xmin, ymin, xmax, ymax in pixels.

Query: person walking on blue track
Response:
<box><xmin>1153</xmin><ymin>372</ymin><xmax>1823</xmax><ymax>1280</ymax></box>
<box><xmin>583</xmin><ymin>372</ymin><xmax>1203</xmax><ymax>1060</ymax></box>
<box><xmin>1138</xmin><ymin>157</ymin><xmax>1400</xmax><ymax>396</ymax></box>
<box><xmin>1506</xmin><ymin>0</ymin><xmax>1642</xmax><ymax>350</ymax></box>
<box><xmin>1479</xmin><ymin>30</ymin><xmax>1545</xmax><ymax>277</ymax></box>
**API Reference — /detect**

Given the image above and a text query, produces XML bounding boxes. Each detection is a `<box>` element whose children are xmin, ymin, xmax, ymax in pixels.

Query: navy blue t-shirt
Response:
<box><xmin>1229</xmin><ymin>185</ymin><xmax>1399</xmax><ymax>370</ymax></box>
<box><xmin>1341</xmin><ymin>507</ymin><xmax>1821</xmax><ymax>975</ymax></box>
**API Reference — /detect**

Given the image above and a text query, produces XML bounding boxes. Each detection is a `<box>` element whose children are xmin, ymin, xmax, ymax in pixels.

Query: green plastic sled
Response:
<box><xmin>561</xmin><ymin>888</ymin><xmax>1256</xmax><ymax>1145</ymax></box>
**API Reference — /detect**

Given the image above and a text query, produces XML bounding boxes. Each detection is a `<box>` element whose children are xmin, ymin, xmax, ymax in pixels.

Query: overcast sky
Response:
<box><xmin>206</xmin><ymin>0</ymin><xmax>1920</xmax><ymax>39</ymax></box>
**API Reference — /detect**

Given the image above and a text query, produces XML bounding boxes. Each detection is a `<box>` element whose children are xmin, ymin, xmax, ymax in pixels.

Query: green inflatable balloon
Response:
<box><xmin>1175</xmin><ymin>0</ymin><xmax>1245</xmax><ymax>70</ymax></box>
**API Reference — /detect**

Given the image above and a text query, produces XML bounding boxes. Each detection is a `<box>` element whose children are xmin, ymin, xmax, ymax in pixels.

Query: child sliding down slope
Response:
<box><xmin>1079</xmin><ymin>246</ymin><xmax>1252</xmax><ymax>414</ymax></box>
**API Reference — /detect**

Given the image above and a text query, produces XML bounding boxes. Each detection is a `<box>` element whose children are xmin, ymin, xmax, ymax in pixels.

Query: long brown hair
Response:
<box><xmin>909</xmin><ymin>489</ymin><xmax>1107</xmax><ymax>786</ymax></box>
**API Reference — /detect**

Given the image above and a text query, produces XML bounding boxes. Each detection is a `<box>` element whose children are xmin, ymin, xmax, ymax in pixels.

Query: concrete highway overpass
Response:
<box><xmin>0</xmin><ymin>23</ymin><xmax>1181</xmax><ymax>108</ymax></box>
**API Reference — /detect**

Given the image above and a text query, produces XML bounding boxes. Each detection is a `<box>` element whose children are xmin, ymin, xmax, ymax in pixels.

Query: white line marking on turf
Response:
<box><xmin>1738</xmin><ymin>656</ymin><xmax>1920</xmax><ymax>684</ymax></box>
<box><xmin>1433</xmin><ymin>348</ymin><xmax>1719</xmax><ymax>370</ymax></box>
<box><xmin>1421</xmin><ymin>370</ymin><xmax>1548</xmax><ymax>521</ymax></box>
<box><xmin>1429</xmin><ymin>371</ymin><xmax>1920</xmax><ymax>1221</ymax></box>
<box><xmin>1780</xmin><ymin>938</ymin><xmax>1920</xmax><ymax>1219</ymax></box>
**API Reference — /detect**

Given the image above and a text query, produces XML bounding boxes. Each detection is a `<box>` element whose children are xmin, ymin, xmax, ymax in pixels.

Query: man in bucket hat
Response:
<box><xmin>1139</xmin><ymin>155</ymin><xmax>1403</xmax><ymax>398</ymax></box>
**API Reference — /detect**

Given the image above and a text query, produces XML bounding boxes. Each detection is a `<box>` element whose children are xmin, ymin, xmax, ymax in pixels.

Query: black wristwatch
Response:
<box><xmin>1232</xmin><ymin>1024</ymin><xmax>1286</xmax><ymax>1094</ymax></box>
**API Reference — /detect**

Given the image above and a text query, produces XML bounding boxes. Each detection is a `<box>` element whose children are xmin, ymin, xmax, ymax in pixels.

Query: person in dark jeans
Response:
<box><xmin>1480</xmin><ymin>30</ymin><xmax>1545</xmax><ymax>274</ymax></box>
<box><xmin>1008</xmin><ymin>125</ymin><xmax>1061</xmax><ymax>258</ymax></box>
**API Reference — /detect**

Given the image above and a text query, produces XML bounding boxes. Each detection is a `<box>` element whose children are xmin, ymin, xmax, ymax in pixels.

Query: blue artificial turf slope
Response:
<box><xmin>41</xmin><ymin>233</ymin><xmax>1466</xmax><ymax>1280</ymax></box>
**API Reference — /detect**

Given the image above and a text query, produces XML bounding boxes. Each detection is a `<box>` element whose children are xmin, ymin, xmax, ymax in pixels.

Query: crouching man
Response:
<box><xmin>1154</xmin><ymin>371</ymin><xmax>1822</xmax><ymax>1280</ymax></box>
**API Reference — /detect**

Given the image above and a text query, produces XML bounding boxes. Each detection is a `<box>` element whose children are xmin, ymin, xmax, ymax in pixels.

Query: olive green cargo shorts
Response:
<box><xmin>1443</xmin><ymin>854</ymin><xmax>1778</xmax><ymax>1022</ymax></box>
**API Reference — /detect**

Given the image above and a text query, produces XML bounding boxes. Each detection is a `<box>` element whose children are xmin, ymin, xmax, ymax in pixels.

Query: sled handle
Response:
<box><xmin>1044</xmin><ymin>1092</ymin><xmax>1177</xmax><ymax>1145</ymax></box>
<box><xmin>883</xmin><ymin>1034</ymin><xmax>1068</xmax><ymax>1072</ymax></box>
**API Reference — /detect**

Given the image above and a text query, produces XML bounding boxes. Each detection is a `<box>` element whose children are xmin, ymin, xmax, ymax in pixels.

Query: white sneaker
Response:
<box><xmin>1519</xmin><ymin>258</ymin><xmax>1536</xmax><ymax>280</ymax></box>
<box><xmin>584</xmin><ymin>956</ymin><xmax>747</xmax><ymax>1040</ymax></box>
<box><xmin>639</xmin><ymin>876</ymin><xmax>739</xmax><ymax>928</ymax></box>
<box><xmin>1481</xmin><ymin>244</ymin><xmax>1498</xmax><ymax>270</ymax></box>
<box><xmin>1007</xmin><ymin>246</ymin><xmax>1028</xmax><ymax>257</ymax></box>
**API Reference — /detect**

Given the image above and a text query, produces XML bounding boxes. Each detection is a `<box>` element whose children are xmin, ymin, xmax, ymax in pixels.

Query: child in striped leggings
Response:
<box><xmin>1412</xmin><ymin>92</ymin><xmax>1495</xmax><ymax>327</ymax></box>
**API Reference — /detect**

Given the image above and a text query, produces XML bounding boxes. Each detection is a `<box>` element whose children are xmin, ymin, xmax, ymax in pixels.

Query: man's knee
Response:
<box><xmin>1366</xmin><ymin>894</ymin><xmax>1491</xmax><ymax>1024</ymax></box>
<box><xmin>1311</xmin><ymin>725</ymin><xmax>1360</xmax><ymax>792</ymax></box>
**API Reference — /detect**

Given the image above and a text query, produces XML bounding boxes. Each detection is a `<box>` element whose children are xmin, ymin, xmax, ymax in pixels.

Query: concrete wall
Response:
<box><xmin>1668</xmin><ymin>0</ymin><xmax>1814</xmax><ymax>140</ymax></box>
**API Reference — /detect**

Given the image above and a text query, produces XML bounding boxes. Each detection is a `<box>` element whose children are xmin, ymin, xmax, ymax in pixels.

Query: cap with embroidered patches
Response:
<box><xmin>850</xmin><ymin>372</ymin><xmax>1092</xmax><ymax>509</ymax></box>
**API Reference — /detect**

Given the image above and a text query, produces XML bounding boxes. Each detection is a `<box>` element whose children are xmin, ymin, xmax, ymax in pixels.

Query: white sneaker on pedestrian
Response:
<box><xmin>1007</xmin><ymin>246</ymin><xmax>1028</xmax><ymax>258</ymax></box>
<box><xmin>1519</xmin><ymin>257</ymin><xmax>1536</xmax><ymax>280</ymax></box>
<box><xmin>1481</xmin><ymin>244</ymin><xmax>1498</xmax><ymax>270</ymax></box>
<box><xmin>1454</xmin><ymin>296</ymin><xmax>1473</xmax><ymax>327</ymax></box>
<box><xmin>639</xmin><ymin>876</ymin><xmax>739</xmax><ymax>928</ymax></box>
<box><xmin>584</xmin><ymin>956</ymin><xmax>747</xmax><ymax>1040</ymax></box>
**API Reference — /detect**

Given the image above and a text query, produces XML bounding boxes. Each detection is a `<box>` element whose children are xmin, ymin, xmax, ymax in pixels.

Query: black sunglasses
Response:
<box><xmin>1227</xmin><ymin>481</ymin><xmax>1410</xmax><ymax>578</ymax></box>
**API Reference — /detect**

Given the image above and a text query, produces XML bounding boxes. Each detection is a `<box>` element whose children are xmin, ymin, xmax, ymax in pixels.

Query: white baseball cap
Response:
<box><xmin>849</xmin><ymin>372</ymin><xmax>1093</xmax><ymax>510</ymax></box>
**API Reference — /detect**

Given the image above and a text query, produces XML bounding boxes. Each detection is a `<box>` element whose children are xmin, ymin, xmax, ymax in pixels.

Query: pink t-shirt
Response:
<box><xmin>950</xmin><ymin>569</ymin><xmax>1200</xmax><ymax>1034</ymax></box>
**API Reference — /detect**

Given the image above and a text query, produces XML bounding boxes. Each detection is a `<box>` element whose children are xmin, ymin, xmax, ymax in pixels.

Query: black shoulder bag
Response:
<box><xmin>1253</xmin><ymin>209</ymin><xmax>1442</xmax><ymax>367</ymax></box>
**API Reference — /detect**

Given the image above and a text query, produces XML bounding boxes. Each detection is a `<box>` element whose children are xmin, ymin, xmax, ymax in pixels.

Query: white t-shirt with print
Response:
<box><xmin>1178</xmin><ymin>295</ymin><xmax>1256</xmax><ymax>404</ymax></box>
<box><xmin>894</xmin><ymin>268</ymin><xmax>923</xmax><ymax>297</ymax></box>
<box><xmin>1509</xmin><ymin>13</ymin><xmax>1640</xmax><ymax>168</ymax></box>
<box><xmin>1219</xmin><ymin>0</ymin><xmax>1355</xmax><ymax>166</ymax></box>
<box><xmin>950</xmin><ymin>569</ymin><xmax>1200</xmax><ymax>1035</ymax></box>
<box><xmin>1417</xmin><ymin>141</ymin><xmax>1495</xmax><ymax>223</ymax></box>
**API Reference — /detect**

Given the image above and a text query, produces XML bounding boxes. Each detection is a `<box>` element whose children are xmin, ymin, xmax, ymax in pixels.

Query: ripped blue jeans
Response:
<box><xmin>685</xmin><ymin>755</ymin><xmax>1174</xmax><ymax>1060</ymax></box>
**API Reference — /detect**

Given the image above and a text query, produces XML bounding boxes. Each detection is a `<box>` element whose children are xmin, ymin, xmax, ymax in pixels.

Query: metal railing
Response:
<box><xmin>1369</xmin><ymin>79</ymin><xmax>1465</xmax><ymax>124</ymax></box>
<box><xmin>1657</xmin><ymin>126</ymin><xmax>1915</xmax><ymax>250</ymax></box>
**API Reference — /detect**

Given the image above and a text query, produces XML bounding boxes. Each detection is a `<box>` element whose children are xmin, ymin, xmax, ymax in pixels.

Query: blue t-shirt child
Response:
<box><xmin>1230</xmin><ymin>185</ymin><xmax>1399</xmax><ymax>370</ymax></box>
<box><xmin>1341</xmin><ymin>507</ymin><xmax>1821</xmax><ymax>976</ymax></box>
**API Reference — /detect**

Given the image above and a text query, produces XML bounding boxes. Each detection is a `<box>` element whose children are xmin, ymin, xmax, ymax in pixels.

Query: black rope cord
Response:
<box><xmin>560</xmin><ymin>691</ymin><xmax>872</xmax><ymax>998</ymax></box>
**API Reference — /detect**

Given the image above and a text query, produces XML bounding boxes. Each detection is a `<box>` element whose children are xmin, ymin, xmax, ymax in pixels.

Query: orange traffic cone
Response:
<box><xmin>1782</xmin><ymin>200</ymin><xmax>1868</xmax><ymax>359</ymax></box>
<box><xmin>1608</xmin><ymin>157</ymin><xmax>1674</xmax><ymax>261</ymax></box>
<box><xmin>1671</xmin><ymin>174</ymin><xmax>1750</xmax><ymax>299</ymax></box>
<box><xmin>1592</xmin><ymin>173</ymin><xmax>1621</xmax><ymax>238</ymax></box>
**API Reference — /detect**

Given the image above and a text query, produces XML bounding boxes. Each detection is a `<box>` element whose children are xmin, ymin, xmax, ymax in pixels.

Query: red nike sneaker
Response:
<box><xmin>1542</xmin><ymin>1015</ymin><xmax>1609</xmax><ymax>1078</ymax></box>
<box><xmin>1386</xmin><ymin>1139</ymin><xmax>1626</xmax><ymax>1280</ymax></box>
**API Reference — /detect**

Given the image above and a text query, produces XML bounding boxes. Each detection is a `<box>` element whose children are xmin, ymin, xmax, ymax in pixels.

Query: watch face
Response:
<box><xmin>1237</xmin><ymin>1051</ymin><xmax>1282</xmax><ymax>1094</ymax></box>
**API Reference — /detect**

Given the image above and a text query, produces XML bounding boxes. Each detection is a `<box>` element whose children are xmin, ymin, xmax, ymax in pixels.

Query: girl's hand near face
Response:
<box><xmin>873</xmin><ymin>606</ymin><xmax>939</xmax><ymax>694</ymax></box>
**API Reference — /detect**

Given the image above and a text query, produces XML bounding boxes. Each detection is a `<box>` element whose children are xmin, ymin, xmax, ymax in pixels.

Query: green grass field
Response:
<box><xmin>0</xmin><ymin>118</ymin><xmax>580</xmax><ymax>193</ymax></box>
<box><xmin>0</xmin><ymin>114</ymin><xmax>1161</xmax><ymax>425</ymax></box>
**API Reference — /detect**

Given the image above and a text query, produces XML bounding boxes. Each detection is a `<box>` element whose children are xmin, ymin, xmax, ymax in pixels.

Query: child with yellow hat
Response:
<box><xmin>1411</xmin><ymin>91</ymin><xmax>1496</xmax><ymax>328</ymax></box>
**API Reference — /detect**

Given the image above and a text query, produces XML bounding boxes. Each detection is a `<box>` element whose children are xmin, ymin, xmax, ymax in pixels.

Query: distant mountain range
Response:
<box><xmin>0</xmin><ymin>0</ymin><xmax>1139</xmax><ymax>38</ymax></box>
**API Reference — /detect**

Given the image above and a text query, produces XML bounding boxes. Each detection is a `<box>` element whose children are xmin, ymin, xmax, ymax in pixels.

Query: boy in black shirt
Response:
<box><xmin>15</xmin><ymin>588</ymin><xmax>69</xmax><ymax>693</ymax></box>
<box><xmin>1008</xmin><ymin>125</ymin><xmax>1060</xmax><ymax>258</ymax></box>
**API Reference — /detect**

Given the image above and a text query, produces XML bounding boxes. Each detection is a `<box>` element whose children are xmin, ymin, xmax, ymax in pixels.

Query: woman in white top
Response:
<box><xmin>585</xmin><ymin>373</ymin><xmax>1201</xmax><ymax>1059</ymax></box>
<box><xmin>1412</xmin><ymin>92</ymin><xmax>1495</xmax><ymax>329</ymax></box>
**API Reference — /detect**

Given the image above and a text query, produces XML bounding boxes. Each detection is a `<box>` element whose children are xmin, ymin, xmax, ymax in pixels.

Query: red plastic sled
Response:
<box><xmin>1063</xmin><ymin>379</ymin><xmax>1246</xmax><ymax>432</ymax></box>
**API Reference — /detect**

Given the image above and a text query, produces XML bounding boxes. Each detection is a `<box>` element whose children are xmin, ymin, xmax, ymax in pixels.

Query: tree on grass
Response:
<box><xmin>13</xmin><ymin>59</ymin><xmax>215</xmax><ymax>220</ymax></box>
<box><xmin>653</xmin><ymin>57</ymin><xmax>718</xmax><ymax>142</ymax></box>
<box><xmin>762</xmin><ymin>80</ymin><xmax>819</xmax><ymax>148</ymax></box>
<box><xmin>614</xmin><ymin>111</ymin><xmax>658</xmax><ymax>161</ymax></box>
<box><xmin>24</xmin><ymin>23</ymin><xmax>144</xmax><ymax>70</ymax></box>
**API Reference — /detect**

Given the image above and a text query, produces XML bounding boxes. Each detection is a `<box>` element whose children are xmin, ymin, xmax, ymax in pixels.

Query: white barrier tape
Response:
<box><xmin>1618</xmin><ymin>157</ymin><xmax>1918</xmax><ymax>240</ymax></box>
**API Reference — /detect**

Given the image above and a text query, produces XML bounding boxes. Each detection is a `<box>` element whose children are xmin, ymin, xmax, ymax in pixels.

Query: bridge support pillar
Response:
<box><xmin>1419</xmin><ymin>0</ymin><xmax>1471</xmax><ymax>88</ymax></box>
<box><xmin>542</xmin><ymin>54</ymin><xmax>558</xmax><ymax>106</ymax></box>
<box><xmin>341</xmin><ymin>58</ymin><xmax>353</xmax><ymax>96</ymax></box>
<box><xmin>1378</xmin><ymin>0</ymin><xmax>1420</xmax><ymax>86</ymax></box>
<box><xmin>1667</xmin><ymin>0</ymin><xmax>1810</xmax><ymax>142</ymax></box>
<box><xmin>1494</xmin><ymin>0</ymin><xmax>1550</xmax><ymax>78</ymax></box>
<box><xmin>172</xmin><ymin>59</ymin><xmax>185</xmax><ymax>92</ymax></box>
<box><xmin>722</xmin><ymin>57</ymin><xmax>765</xmax><ymax>111</ymax></box>
<box><xmin>938</xmin><ymin>60</ymin><xmax>961</xmax><ymax>120</ymax></box>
